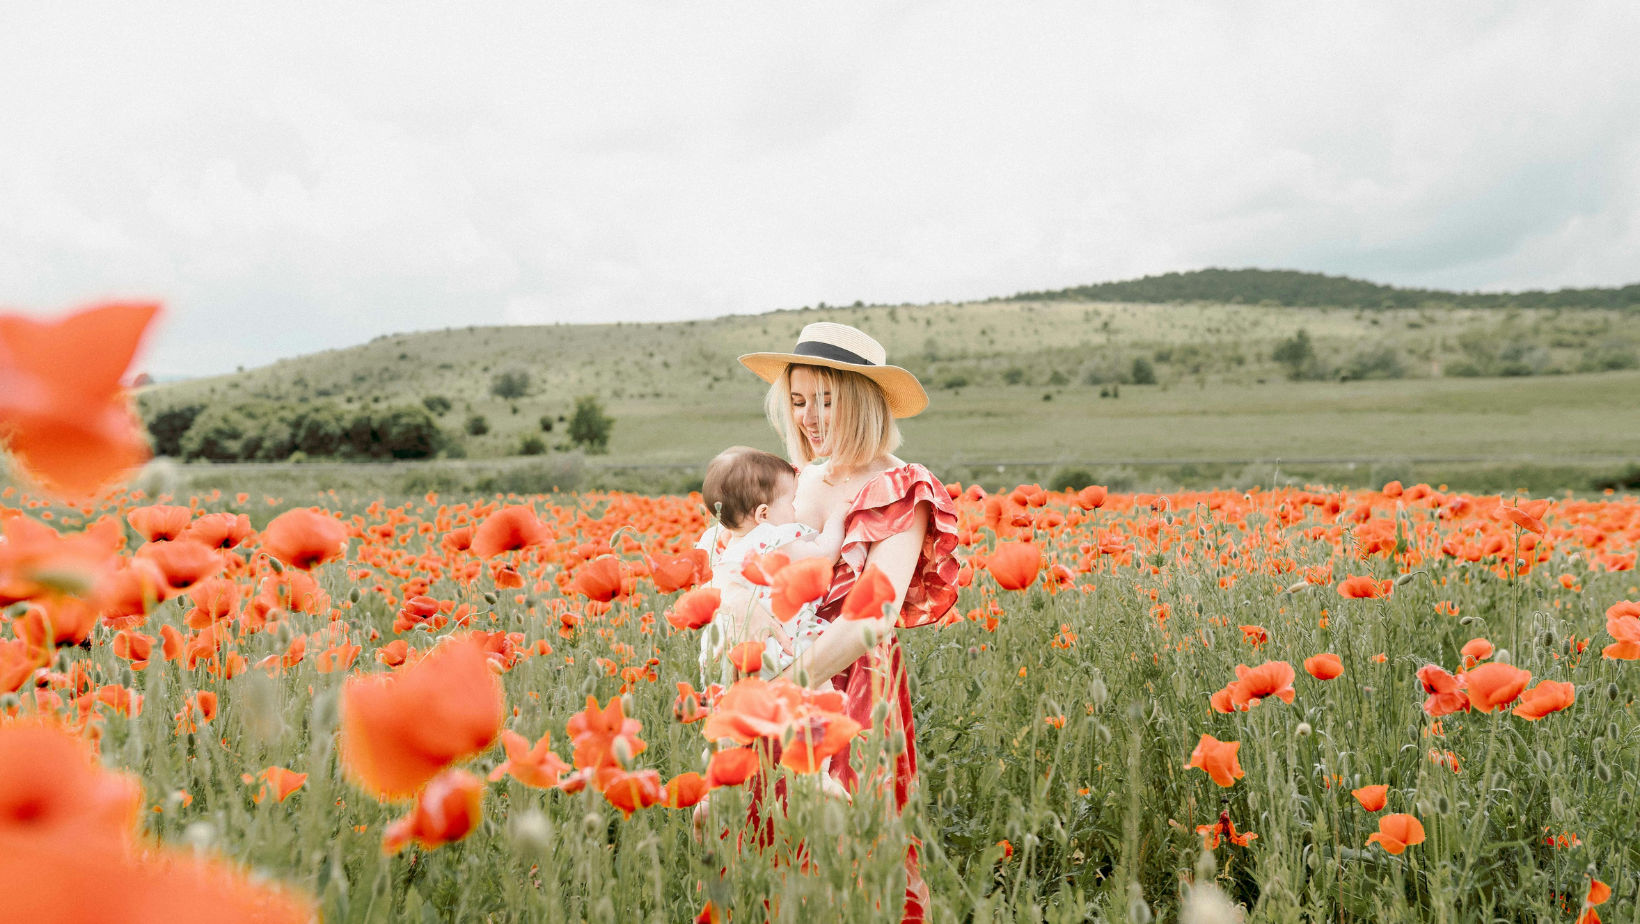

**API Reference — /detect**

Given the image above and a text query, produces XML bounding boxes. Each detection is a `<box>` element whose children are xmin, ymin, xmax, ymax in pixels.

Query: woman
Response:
<box><xmin>739</xmin><ymin>322</ymin><xmax>960</xmax><ymax>922</ymax></box>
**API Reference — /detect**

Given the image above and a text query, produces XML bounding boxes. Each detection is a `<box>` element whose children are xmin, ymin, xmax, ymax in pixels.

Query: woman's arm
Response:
<box><xmin>782</xmin><ymin>502</ymin><xmax>929</xmax><ymax>687</ymax></box>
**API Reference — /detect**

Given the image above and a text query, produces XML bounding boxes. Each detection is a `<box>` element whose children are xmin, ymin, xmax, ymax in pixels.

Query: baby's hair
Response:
<box><xmin>702</xmin><ymin>446</ymin><xmax>795</xmax><ymax>530</ymax></box>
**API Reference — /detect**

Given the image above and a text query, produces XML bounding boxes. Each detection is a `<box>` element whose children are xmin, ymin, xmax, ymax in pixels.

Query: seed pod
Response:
<box><xmin>483</xmin><ymin>592</ymin><xmax>499</xmax><ymax>605</ymax></box>
<box><xmin>1089</xmin><ymin>677</ymin><xmax>1108</xmax><ymax>710</ymax></box>
<box><xmin>349</xmin><ymin>587</ymin><xmax>362</xmax><ymax>604</ymax></box>
<box><xmin>887</xmin><ymin>731</ymin><xmax>906</xmax><ymax>755</ymax></box>
<box><xmin>872</xmin><ymin>701</ymin><xmax>890</xmax><ymax>725</ymax></box>
<box><xmin>1550</xmin><ymin>795</ymin><xmax>1566</xmax><ymax>819</ymax></box>
<box><xmin>1494</xmin><ymin>649</ymin><xmax>1511</xmax><ymax>665</ymax></box>
<box><xmin>1596</xmin><ymin>762</ymin><xmax>1613</xmax><ymax>783</ymax></box>
<box><xmin>1608</xmin><ymin>684</ymin><xmax>1621</xmax><ymax>703</ymax></box>
<box><xmin>1536</xmin><ymin>749</ymin><xmax>1553</xmax><ymax>772</ymax></box>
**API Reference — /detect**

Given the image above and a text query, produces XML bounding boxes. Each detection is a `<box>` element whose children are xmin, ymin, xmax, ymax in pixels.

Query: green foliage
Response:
<box><xmin>941</xmin><ymin>374</ymin><xmax>969</xmax><ymax>390</ymax></box>
<box><xmin>539</xmin><ymin>415</ymin><xmax>555</xmax><ymax>433</ymax></box>
<box><xmin>1003</xmin><ymin>367</ymin><xmax>1026</xmax><ymax>385</ymax></box>
<box><xmin>172</xmin><ymin>401</ymin><xmax>442</xmax><ymax>462</ymax></box>
<box><xmin>1129</xmin><ymin>357</ymin><xmax>1156</xmax><ymax>385</ymax></box>
<box><xmin>490</xmin><ymin>369</ymin><xmax>531</xmax><ymax>399</ymax></box>
<box><xmin>466</xmin><ymin>415</ymin><xmax>490</xmax><ymax>436</ymax></box>
<box><xmin>519</xmin><ymin>435</ymin><xmax>546</xmax><ymax>456</ymax></box>
<box><xmin>1342</xmin><ymin>344</ymin><xmax>1407</xmax><ymax>381</ymax></box>
<box><xmin>1272</xmin><ymin>328</ymin><xmax>1318</xmax><ymax>380</ymax></box>
<box><xmin>1578</xmin><ymin>339</ymin><xmax>1639</xmax><ymax>373</ymax></box>
<box><xmin>1011</xmin><ymin>266</ymin><xmax>1640</xmax><ymax>311</ymax></box>
<box><xmin>1047</xmin><ymin>467</ymin><xmax>1096</xmax><ymax>492</ymax></box>
<box><xmin>141</xmin><ymin>402</ymin><xmax>206</xmax><ymax>458</ymax></box>
<box><xmin>1047</xmin><ymin>370</ymin><xmax>1070</xmax><ymax>386</ymax></box>
<box><xmin>422</xmin><ymin>395</ymin><xmax>453</xmax><ymax>415</ymax></box>
<box><xmin>568</xmin><ymin>396</ymin><xmax>614</xmax><ymax>454</ymax></box>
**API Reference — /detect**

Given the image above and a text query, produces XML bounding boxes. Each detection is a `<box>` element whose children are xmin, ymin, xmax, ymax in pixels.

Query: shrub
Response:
<box><xmin>142</xmin><ymin>403</ymin><xmax>205</xmax><ymax>458</ymax></box>
<box><xmin>1342</xmin><ymin>345</ymin><xmax>1406</xmax><ymax>381</ymax></box>
<box><xmin>1047</xmin><ymin>370</ymin><xmax>1069</xmax><ymax>386</ymax></box>
<box><xmin>491</xmin><ymin>369</ymin><xmax>530</xmax><ymax>399</ymax></box>
<box><xmin>1048</xmin><ymin>468</ymin><xmax>1096</xmax><ymax>492</ymax></box>
<box><xmin>466</xmin><ymin>415</ymin><xmax>490</xmax><ymax>437</ymax></box>
<box><xmin>942</xmin><ymin>375</ymin><xmax>969</xmax><ymax>390</ymax></box>
<box><xmin>1578</xmin><ymin>340</ymin><xmax>1640</xmax><ymax>372</ymax></box>
<box><xmin>519</xmin><ymin>435</ymin><xmax>546</xmax><ymax>456</ymax></box>
<box><xmin>1003</xmin><ymin>367</ymin><xmax>1026</xmax><ymax>385</ymax></box>
<box><xmin>540</xmin><ymin>416</ymin><xmax>555</xmax><ymax>432</ymax></box>
<box><xmin>371</xmin><ymin>406</ymin><xmax>442</xmax><ymax>459</ymax></box>
<box><xmin>568</xmin><ymin>396</ymin><xmax>614</xmax><ymax>454</ymax></box>
<box><xmin>422</xmin><ymin>395</ymin><xmax>452</xmax><ymax>415</ymax></box>
<box><xmin>1130</xmin><ymin>357</ymin><xmax>1157</xmax><ymax>385</ymax></box>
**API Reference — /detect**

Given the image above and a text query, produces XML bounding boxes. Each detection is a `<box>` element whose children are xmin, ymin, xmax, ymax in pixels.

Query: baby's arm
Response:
<box><xmin>772</xmin><ymin>507</ymin><xmax>848</xmax><ymax>565</ymax></box>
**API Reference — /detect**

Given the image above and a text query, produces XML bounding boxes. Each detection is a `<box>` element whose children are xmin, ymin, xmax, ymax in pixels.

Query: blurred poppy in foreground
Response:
<box><xmin>382</xmin><ymin>769</ymin><xmax>485</xmax><ymax>854</ymax></box>
<box><xmin>1367</xmin><ymin>813</ymin><xmax>1425</xmax><ymax>854</ymax></box>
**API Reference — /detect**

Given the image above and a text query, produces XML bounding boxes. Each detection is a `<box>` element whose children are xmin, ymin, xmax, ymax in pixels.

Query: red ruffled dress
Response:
<box><xmin>815</xmin><ymin>463</ymin><xmax>959</xmax><ymax>921</ymax></box>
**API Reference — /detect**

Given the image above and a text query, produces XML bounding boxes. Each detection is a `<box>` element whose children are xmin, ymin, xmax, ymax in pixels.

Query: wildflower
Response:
<box><xmin>673</xmin><ymin>682</ymin><xmax>708</xmax><ymax>724</ymax></box>
<box><xmin>126</xmin><ymin>505</ymin><xmax>193</xmax><ymax>542</ymax></box>
<box><xmin>768</xmin><ymin>557</ymin><xmax>831</xmax><ymax>622</ymax></box>
<box><xmin>178</xmin><ymin>511</ymin><xmax>255</xmax><ymax>550</ymax></box>
<box><xmin>1351</xmin><ymin>784</ymin><xmax>1388</xmax><ymax>811</ymax></box>
<box><xmin>1494</xmin><ymin>499</ymin><xmax>1549</xmax><ymax>535</ymax></box>
<box><xmin>566</xmin><ymin>696</ymin><xmax>648</xmax><ymax>781</ymax></box>
<box><xmin>1337</xmin><ymin>575</ymin><xmax>1392</xmax><ymax>599</ymax></box>
<box><xmin>1185</xmin><ymin>734</ymin><xmax>1244</xmax><ymax>787</ymax></box>
<box><xmin>241</xmin><ymin>767</ymin><xmax>308</xmax><ymax>804</ymax></box>
<box><xmin>487</xmin><ymin>731</ymin><xmax>571</xmax><ymax>788</ymax></box>
<box><xmin>381</xmin><ymin>769</ymin><xmax>484</xmax><ymax>854</ymax></box>
<box><xmin>705</xmin><ymin>747</ymin><xmax>761</xmax><ymax>787</ymax></box>
<box><xmin>1303</xmin><ymin>653</ymin><xmax>1343</xmax><ymax>680</ymax></box>
<box><xmin>261</xmin><ymin>508</ymin><xmax>348</xmax><ymax>570</ymax></box>
<box><xmin>340</xmin><ymin>637</ymin><xmax>504</xmax><ymax>798</ymax></box>
<box><xmin>1417</xmin><ymin>664</ymin><xmax>1471</xmax><ymax>717</ymax></box>
<box><xmin>570</xmin><ymin>558</ymin><xmax>624</xmax><ymax>602</ymax></box>
<box><xmin>1460</xmin><ymin>637</ymin><xmax>1494</xmax><ymax>669</ymax></box>
<box><xmin>601</xmin><ymin>769</ymin><xmax>665</xmax><ymax>818</ymax></box>
<box><xmin>1239</xmin><ymin>625</ymin><xmax>1267</xmax><ymax>648</ymax></box>
<box><xmin>1511</xmin><ymin>680</ymin><xmax>1575</xmax><ymax>720</ymax></box>
<box><xmin>0</xmin><ymin>721</ymin><xmax>143</xmax><ymax>841</ymax></box>
<box><xmin>136</xmin><ymin>539</ymin><xmax>223</xmax><ymax>593</ymax></box>
<box><xmin>997</xmin><ymin>839</ymin><xmax>1013</xmax><ymax>860</ymax></box>
<box><xmin>1196</xmin><ymin>810</ymin><xmax>1256</xmax><ymax>848</ymax></box>
<box><xmin>470</xmin><ymin>506</ymin><xmax>552</xmax><ymax>558</ymax></box>
<box><xmin>727</xmin><ymin>642</ymin><xmax>763</xmax><ymax>675</ymax></box>
<box><xmin>989</xmin><ymin>541</ymin><xmax>1041</xmax><ymax>591</ymax></box>
<box><xmin>1580</xmin><ymin>879</ymin><xmax>1612</xmax><ymax>924</ymax></box>
<box><xmin>664</xmin><ymin>772</ymin><xmax>709</xmax><ymax>809</ymax></box>
<box><xmin>1227</xmin><ymin>661</ymin><xmax>1296</xmax><ymax>711</ymax></box>
<box><xmin>1366</xmin><ymin>813</ymin><xmax>1425</xmax><ymax>854</ymax></box>
<box><xmin>666</xmin><ymin>587</ymin><xmax>721</xmax><ymax>631</ymax></box>
<box><xmin>0</xmin><ymin>301</ymin><xmax>158</xmax><ymax>498</ymax></box>
<box><xmin>1602</xmin><ymin>601</ymin><xmax>1640</xmax><ymax>660</ymax></box>
<box><xmin>840</xmin><ymin>564</ymin><xmax>896</xmax><ymax>621</ymax></box>
<box><xmin>649</xmin><ymin>550</ymin><xmax>708</xmax><ymax>593</ymax></box>
<box><xmin>1465</xmin><ymin>662</ymin><xmax>1531</xmax><ymax>713</ymax></box>
<box><xmin>1075</xmin><ymin>485</ymin><xmax>1107</xmax><ymax>509</ymax></box>
<box><xmin>1369</xmin><ymin>653</ymin><xmax>1387</xmax><ymax>663</ymax></box>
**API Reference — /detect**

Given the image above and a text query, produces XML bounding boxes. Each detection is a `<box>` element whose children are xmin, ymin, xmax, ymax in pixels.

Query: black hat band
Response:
<box><xmin>791</xmin><ymin>340</ymin><xmax>874</xmax><ymax>366</ymax></box>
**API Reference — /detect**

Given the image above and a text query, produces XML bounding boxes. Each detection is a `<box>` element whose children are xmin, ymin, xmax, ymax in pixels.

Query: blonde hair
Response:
<box><xmin>764</xmin><ymin>363</ymin><xmax>901</xmax><ymax>472</ymax></box>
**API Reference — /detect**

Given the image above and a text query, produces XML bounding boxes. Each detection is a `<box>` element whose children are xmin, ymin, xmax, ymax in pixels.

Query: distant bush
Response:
<box><xmin>1047</xmin><ymin>370</ymin><xmax>1069</xmax><ymax>386</ymax></box>
<box><xmin>491</xmin><ymin>369</ymin><xmax>530</xmax><ymax>399</ymax></box>
<box><xmin>466</xmin><ymin>415</ymin><xmax>490</xmax><ymax>436</ymax></box>
<box><xmin>142</xmin><ymin>403</ymin><xmax>206</xmax><ymax>457</ymax></box>
<box><xmin>1452</xmin><ymin>325</ymin><xmax>1550</xmax><ymax>377</ymax></box>
<box><xmin>942</xmin><ymin>375</ymin><xmax>969</xmax><ymax>390</ymax></box>
<box><xmin>539</xmin><ymin>415</ymin><xmax>555</xmax><ymax>432</ymax></box>
<box><xmin>173</xmin><ymin>401</ymin><xmax>442</xmax><ymax>461</ymax></box>
<box><xmin>519</xmin><ymin>435</ymin><xmax>546</xmax><ymax>456</ymax></box>
<box><xmin>1342</xmin><ymin>345</ymin><xmax>1406</xmax><ymax>381</ymax></box>
<box><xmin>568</xmin><ymin>395</ymin><xmax>614</xmax><ymax>454</ymax></box>
<box><xmin>1130</xmin><ymin>357</ymin><xmax>1157</xmax><ymax>385</ymax></box>
<box><xmin>422</xmin><ymin>395</ymin><xmax>452</xmax><ymax>415</ymax></box>
<box><xmin>1272</xmin><ymin>329</ymin><xmax>1315</xmax><ymax>380</ymax></box>
<box><xmin>1003</xmin><ymin>368</ymin><xmax>1026</xmax><ymax>385</ymax></box>
<box><xmin>1578</xmin><ymin>340</ymin><xmax>1640</xmax><ymax>372</ymax></box>
<box><xmin>1048</xmin><ymin>468</ymin><xmax>1096</xmax><ymax>492</ymax></box>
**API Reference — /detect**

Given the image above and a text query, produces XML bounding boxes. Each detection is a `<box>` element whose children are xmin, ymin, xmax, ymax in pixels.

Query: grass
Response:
<box><xmin>8</xmin><ymin>478</ymin><xmax>1640</xmax><ymax>922</ymax></box>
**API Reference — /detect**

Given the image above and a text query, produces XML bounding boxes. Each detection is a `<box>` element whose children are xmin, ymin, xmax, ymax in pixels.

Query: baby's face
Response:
<box><xmin>760</xmin><ymin>475</ymin><xmax>799</xmax><ymax>526</ymax></box>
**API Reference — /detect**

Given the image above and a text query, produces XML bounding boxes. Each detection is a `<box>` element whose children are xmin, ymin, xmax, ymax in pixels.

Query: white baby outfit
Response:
<box><xmin>695</xmin><ymin>522</ymin><xmax>829</xmax><ymax>687</ymax></box>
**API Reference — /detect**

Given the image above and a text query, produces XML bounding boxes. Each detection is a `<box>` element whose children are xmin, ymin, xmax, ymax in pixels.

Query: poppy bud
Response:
<box><xmin>1096</xmin><ymin>724</ymin><xmax>1111</xmax><ymax>745</ymax></box>
<box><xmin>1435</xmin><ymin>794</ymin><xmax>1451</xmax><ymax>815</ymax></box>
<box><xmin>967</xmin><ymin>647</ymin><xmax>980</xmax><ymax>659</ymax></box>
<box><xmin>1295</xmin><ymin>722</ymin><xmax>1312</xmax><ymax>738</ymax></box>
<box><xmin>1395</xmin><ymin>573</ymin><xmax>1417</xmax><ymax>586</ymax></box>
<box><xmin>1491</xmin><ymin>771</ymin><xmax>1507</xmax><ymax>790</ymax></box>
<box><xmin>888</xmin><ymin>731</ymin><xmax>905</xmax><ymax>755</ymax></box>
<box><xmin>1551</xmin><ymin>796</ymin><xmax>1566</xmax><ymax>819</ymax></box>
<box><xmin>1536</xmin><ymin>749</ymin><xmax>1553</xmax><ymax>772</ymax></box>
<box><xmin>795</xmin><ymin>668</ymin><xmax>810</xmax><ymax>687</ymax></box>
<box><xmin>349</xmin><ymin>587</ymin><xmax>362</xmax><ymax>603</ymax></box>
<box><xmin>583</xmin><ymin>812</ymin><xmax>602</xmax><ymax>839</ymax></box>
<box><xmin>1283</xmin><ymin>581</ymin><xmax>1309</xmax><ymax>595</ymax></box>
<box><xmin>268</xmin><ymin>557</ymin><xmax>284</xmax><ymax>574</ymax></box>
<box><xmin>612</xmin><ymin>737</ymin><xmax>632</xmax><ymax>769</ymax></box>
<box><xmin>872</xmin><ymin>702</ymin><xmax>890</xmax><ymax>725</ymax></box>
<box><xmin>1089</xmin><ymin>677</ymin><xmax>1108</xmax><ymax>710</ymax></box>
<box><xmin>511</xmin><ymin>809</ymin><xmax>552</xmax><ymax>853</ymax></box>
<box><xmin>1597</xmin><ymin>762</ymin><xmax>1613</xmax><ymax>783</ymax></box>
<box><xmin>1609</xmin><ymin>721</ymin><xmax>1621</xmax><ymax>739</ymax></box>
<box><xmin>1416</xmin><ymin>799</ymin><xmax>1434</xmax><ymax>816</ymax></box>
<box><xmin>483</xmin><ymin>592</ymin><xmax>498</xmax><ymax>605</ymax></box>
<box><xmin>621</xmin><ymin>693</ymin><xmax>634</xmax><ymax>715</ymax></box>
<box><xmin>1607</xmin><ymin>684</ymin><xmax>1620</xmax><ymax>703</ymax></box>
<box><xmin>1127</xmin><ymin>883</ymin><xmax>1151</xmax><ymax>924</ymax></box>
<box><xmin>861</xmin><ymin>626</ymin><xmax>878</xmax><ymax>648</ymax></box>
<box><xmin>1494</xmin><ymin>649</ymin><xmax>1510</xmax><ymax>664</ymax></box>
<box><xmin>1194</xmin><ymin>848</ymin><xmax>1216</xmax><ymax>883</ymax></box>
<box><xmin>1539</xmin><ymin>629</ymin><xmax>1556</xmax><ymax>648</ymax></box>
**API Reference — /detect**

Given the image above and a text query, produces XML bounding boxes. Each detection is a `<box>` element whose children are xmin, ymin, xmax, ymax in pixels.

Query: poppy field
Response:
<box><xmin>4</xmin><ymin>304</ymin><xmax>1640</xmax><ymax>923</ymax></box>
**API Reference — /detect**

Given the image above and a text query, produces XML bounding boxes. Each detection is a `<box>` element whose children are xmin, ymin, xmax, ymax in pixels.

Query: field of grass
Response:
<box><xmin>6</xmin><ymin>473</ymin><xmax>1640</xmax><ymax>922</ymax></box>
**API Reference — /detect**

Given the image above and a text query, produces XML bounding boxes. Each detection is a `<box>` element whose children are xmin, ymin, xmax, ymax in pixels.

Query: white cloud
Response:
<box><xmin>1</xmin><ymin>1</ymin><xmax>1636</xmax><ymax>376</ymax></box>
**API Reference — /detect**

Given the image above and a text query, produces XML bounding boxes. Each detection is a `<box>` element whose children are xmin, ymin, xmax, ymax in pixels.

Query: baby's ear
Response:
<box><xmin>753</xmin><ymin>503</ymin><xmax>771</xmax><ymax>524</ymax></box>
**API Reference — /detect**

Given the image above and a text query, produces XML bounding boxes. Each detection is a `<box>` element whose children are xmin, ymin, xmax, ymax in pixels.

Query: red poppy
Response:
<box><xmin>381</xmin><ymin>769</ymin><xmax>484</xmax><ymax>854</ymax></box>
<box><xmin>1185</xmin><ymin>734</ymin><xmax>1244</xmax><ymax>787</ymax></box>
<box><xmin>1196</xmin><ymin>809</ymin><xmax>1256</xmax><ymax>848</ymax></box>
<box><xmin>1602</xmin><ymin>602</ymin><xmax>1640</xmax><ymax>660</ymax></box>
<box><xmin>666</xmin><ymin>588</ymin><xmax>720</xmax><ymax>631</ymax></box>
<box><xmin>840</xmin><ymin>564</ymin><xmax>896</xmax><ymax>621</ymax></box>
<box><xmin>112</xmin><ymin>631</ymin><xmax>154</xmax><ymax>670</ymax></box>
<box><xmin>136</xmin><ymin>539</ymin><xmax>222</xmax><ymax>592</ymax></box>
<box><xmin>1581</xmin><ymin>880</ymin><xmax>1612</xmax><ymax>924</ymax></box>
<box><xmin>1417</xmin><ymin>664</ymin><xmax>1471</xmax><ymax>717</ymax></box>
<box><xmin>261</xmin><ymin>508</ymin><xmax>348</xmax><ymax>570</ymax></box>
<box><xmin>487</xmin><ymin>730</ymin><xmax>571</xmax><ymax>788</ymax></box>
<box><xmin>727</xmin><ymin>641</ymin><xmax>764</xmax><ymax>675</ymax></box>
<box><xmin>570</xmin><ymin>558</ymin><xmax>624</xmax><ymax>602</ymax></box>
<box><xmin>242</xmin><ymin>767</ymin><xmax>307</xmax><ymax>804</ymax></box>
<box><xmin>565</xmin><ymin>695</ymin><xmax>647</xmax><ymax>773</ymax></box>
<box><xmin>665</xmin><ymin>772</ymin><xmax>710</xmax><ymax>808</ymax></box>
<box><xmin>1337</xmin><ymin>575</ymin><xmax>1392</xmax><ymax>599</ymax></box>
<box><xmin>0</xmin><ymin>302</ymin><xmax>158</xmax><ymax>498</ymax></box>
<box><xmin>1366</xmin><ymin>813</ymin><xmax>1425</xmax><ymax>854</ymax></box>
<box><xmin>1495</xmin><ymin>499</ymin><xmax>1549</xmax><ymax>535</ymax></box>
<box><xmin>1351</xmin><ymin>784</ymin><xmax>1388</xmax><ymax>811</ymax></box>
<box><xmin>769</xmin><ymin>557</ymin><xmax>831</xmax><ymax>622</ymax></box>
<box><xmin>340</xmin><ymin>637</ymin><xmax>504</xmax><ymax>798</ymax></box>
<box><xmin>1460</xmin><ymin>637</ymin><xmax>1494</xmax><ymax>669</ymax></box>
<box><xmin>1075</xmin><ymin>485</ymin><xmax>1107</xmax><ymax>510</ymax></box>
<box><xmin>1303</xmin><ymin>653</ymin><xmax>1343</xmax><ymax>680</ymax></box>
<box><xmin>126</xmin><ymin>505</ymin><xmax>192</xmax><ymax>542</ymax></box>
<box><xmin>650</xmin><ymin>551</ymin><xmax>706</xmax><ymax>593</ymax></box>
<box><xmin>0</xmin><ymin>721</ymin><xmax>143</xmax><ymax>841</ymax></box>
<box><xmin>673</xmin><ymin>682</ymin><xmax>708</xmax><ymax>724</ymax></box>
<box><xmin>989</xmin><ymin>542</ymin><xmax>1041</xmax><ymax>591</ymax></box>
<box><xmin>1465</xmin><ymin>662</ymin><xmax>1531</xmax><ymax>713</ymax></box>
<box><xmin>470</xmin><ymin>506</ymin><xmax>552</xmax><ymax>558</ymax></box>
<box><xmin>779</xmin><ymin>712</ymin><xmax>861</xmax><ymax>774</ymax></box>
<box><xmin>178</xmin><ymin>512</ymin><xmax>255</xmax><ymax>550</ymax></box>
<box><xmin>1227</xmin><ymin>661</ymin><xmax>1295</xmax><ymax>710</ymax></box>
<box><xmin>602</xmin><ymin>769</ymin><xmax>665</xmax><ymax>818</ymax></box>
<box><xmin>705</xmin><ymin>747</ymin><xmax>761</xmax><ymax>787</ymax></box>
<box><xmin>1511</xmin><ymin>680</ymin><xmax>1575</xmax><ymax>720</ymax></box>
<box><xmin>700</xmin><ymin>678</ymin><xmax>797</xmax><ymax>745</ymax></box>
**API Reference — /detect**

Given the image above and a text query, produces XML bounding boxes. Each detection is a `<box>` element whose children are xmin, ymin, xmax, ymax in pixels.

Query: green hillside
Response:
<box><xmin>129</xmin><ymin>270</ymin><xmax>1640</xmax><ymax>494</ymax></box>
<box><xmin>1010</xmin><ymin>267</ymin><xmax>1640</xmax><ymax>311</ymax></box>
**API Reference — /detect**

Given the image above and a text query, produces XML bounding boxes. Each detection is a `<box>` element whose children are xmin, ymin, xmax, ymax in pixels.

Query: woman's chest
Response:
<box><xmin>794</xmin><ymin>472</ymin><xmax>867</xmax><ymax>528</ymax></box>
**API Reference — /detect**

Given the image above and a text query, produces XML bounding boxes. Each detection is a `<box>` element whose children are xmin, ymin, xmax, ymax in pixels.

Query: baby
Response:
<box><xmin>695</xmin><ymin>446</ymin><xmax>844</xmax><ymax>690</ymax></box>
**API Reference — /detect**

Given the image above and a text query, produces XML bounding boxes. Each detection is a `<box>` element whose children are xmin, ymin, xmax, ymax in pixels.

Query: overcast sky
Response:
<box><xmin>2</xmin><ymin>3</ymin><xmax>1637</xmax><ymax>377</ymax></box>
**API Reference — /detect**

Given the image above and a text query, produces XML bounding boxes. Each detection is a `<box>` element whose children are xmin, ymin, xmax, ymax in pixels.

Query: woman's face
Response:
<box><xmin>788</xmin><ymin>366</ymin><xmax>833</xmax><ymax>456</ymax></box>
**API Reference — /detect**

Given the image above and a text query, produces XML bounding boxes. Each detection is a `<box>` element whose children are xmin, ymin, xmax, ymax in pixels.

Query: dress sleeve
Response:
<box><xmin>836</xmin><ymin>464</ymin><xmax>961</xmax><ymax>629</ymax></box>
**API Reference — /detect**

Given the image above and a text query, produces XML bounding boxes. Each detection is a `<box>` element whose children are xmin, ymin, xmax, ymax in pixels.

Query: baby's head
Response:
<box><xmin>702</xmin><ymin>446</ymin><xmax>797</xmax><ymax>532</ymax></box>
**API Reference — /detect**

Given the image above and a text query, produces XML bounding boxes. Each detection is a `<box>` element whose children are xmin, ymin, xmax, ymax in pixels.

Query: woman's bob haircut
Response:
<box><xmin>765</xmin><ymin>363</ymin><xmax>901</xmax><ymax>471</ymax></box>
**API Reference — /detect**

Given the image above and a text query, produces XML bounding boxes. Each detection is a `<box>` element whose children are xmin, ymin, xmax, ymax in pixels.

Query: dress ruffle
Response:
<box><xmin>816</xmin><ymin>462</ymin><xmax>960</xmax><ymax>629</ymax></box>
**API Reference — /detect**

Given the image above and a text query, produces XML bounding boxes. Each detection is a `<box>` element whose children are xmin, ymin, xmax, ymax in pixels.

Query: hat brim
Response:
<box><xmin>738</xmin><ymin>352</ymin><xmax>929</xmax><ymax>418</ymax></box>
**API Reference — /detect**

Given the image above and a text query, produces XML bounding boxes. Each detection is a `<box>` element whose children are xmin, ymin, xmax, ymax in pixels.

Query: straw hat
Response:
<box><xmin>739</xmin><ymin>322</ymin><xmax>929</xmax><ymax>418</ymax></box>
